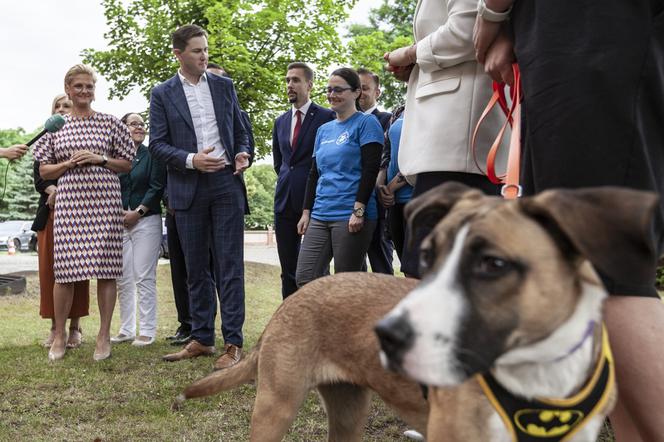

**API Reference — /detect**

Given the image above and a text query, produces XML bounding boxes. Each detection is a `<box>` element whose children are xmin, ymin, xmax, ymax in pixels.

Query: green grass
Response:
<box><xmin>0</xmin><ymin>263</ymin><xmax>408</xmax><ymax>441</ymax></box>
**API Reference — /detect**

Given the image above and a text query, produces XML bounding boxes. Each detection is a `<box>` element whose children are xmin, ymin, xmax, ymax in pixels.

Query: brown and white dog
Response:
<box><xmin>376</xmin><ymin>182</ymin><xmax>659</xmax><ymax>441</ymax></box>
<box><xmin>175</xmin><ymin>183</ymin><xmax>657</xmax><ymax>442</ymax></box>
<box><xmin>175</xmin><ymin>274</ymin><xmax>429</xmax><ymax>441</ymax></box>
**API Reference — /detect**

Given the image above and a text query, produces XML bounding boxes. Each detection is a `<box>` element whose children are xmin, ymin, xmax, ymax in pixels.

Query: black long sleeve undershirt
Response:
<box><xmin>302</xmin><ymin>142</ymin><xmax>382</xmax><ymax>211</ymax></box>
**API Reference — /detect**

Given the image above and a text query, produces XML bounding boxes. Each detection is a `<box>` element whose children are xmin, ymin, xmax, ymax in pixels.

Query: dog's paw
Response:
<box><xmin>171</xmin><ymin>393</ymin><xmax>186</xmax><ymax>411</ymax></box>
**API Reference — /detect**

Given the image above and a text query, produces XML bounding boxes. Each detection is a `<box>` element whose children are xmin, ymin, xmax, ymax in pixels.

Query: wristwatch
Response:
<box><xmin>136</xmin><ymin>207</ymin><xmax>146</xmax><ymax>217</ymax></box>
<box><xmin>477</xmin><ymin>0</ymin><xmax>512</xmax><ymax>22</ymax></box>
<box><xmin>100</xmin><ymin>154</ymin><xmax>108</xmax><ymax>167</ymax></box>
<box><xmin>353</xmin><ymin>207</ymin><xmax>365</xmax><ymax>218</ymax></box>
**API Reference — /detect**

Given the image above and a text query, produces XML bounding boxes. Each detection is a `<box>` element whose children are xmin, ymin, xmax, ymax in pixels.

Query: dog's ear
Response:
<box><xmin>405</xmin><ymin>182</ymin><xmax>482</xmax><ymax>247</ymax></box>
<box><xmin>520</xmin><ymin>187</ymin><xmax>660</xmax><ymax>287</ymax></box>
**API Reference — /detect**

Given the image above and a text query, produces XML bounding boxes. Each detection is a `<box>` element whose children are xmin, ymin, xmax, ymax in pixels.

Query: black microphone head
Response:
<box><xmin>44</xmin><ymin>114</ymin><xmax>66</xmax><ymax>133</ymax></box>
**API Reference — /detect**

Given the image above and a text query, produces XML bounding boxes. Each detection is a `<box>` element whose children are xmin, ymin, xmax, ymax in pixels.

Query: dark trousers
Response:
<box><xmin>165</xmin><ymin>212</ymin><xmax>191</xmax><ymax>332</ymax></box>
<box><xmin>365</xmin><ymin>205</ymin><xmax>394</xmax><ymax>274</ymax></box>
<box><xmin>402</xmin><ymin>172</ymin><xmax>500</xmax><ymax>277</ymax></box>
<box><xmin>175</xmin><ymin>169</ymin><xmax>245</xmax><ymax>347</ymax></box>
<box><xmin>296</xmin><ymin>218</ymin><xmax>376</xmax><ymax>288</ymax></box>
<box><xmin>274</xmin><ymin>203</ymin><xmax>302</xmax><ymax>299</ymax></box>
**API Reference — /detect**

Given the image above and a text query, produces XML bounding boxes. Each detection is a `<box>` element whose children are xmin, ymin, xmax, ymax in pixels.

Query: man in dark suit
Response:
<box><xmin>357</xmin><ymin>68</ymin><xmax>394</xmax><ymax>275</ymax></box>
<box><xmin>273</xmin><ymin>62</ymin><xmax>335</xmax><ymax>298</ymax></box>
<box><xmin>149</xmin><ymin>24</ymin><xmax>251</xmax><ymax>369</ymax></box>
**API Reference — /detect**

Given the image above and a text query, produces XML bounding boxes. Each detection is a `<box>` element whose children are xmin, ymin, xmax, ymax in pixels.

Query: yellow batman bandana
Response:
<box><xmin>477</xmin><ymin>326</ymin><xmax>614</xmax><ymax>441</ymax></box>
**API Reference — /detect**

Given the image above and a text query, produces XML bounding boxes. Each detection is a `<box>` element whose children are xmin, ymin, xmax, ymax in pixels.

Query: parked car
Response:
<box><xmin>0</xmin><ymin>220</ymin><xmax>37</xmax><ymax>252</ymax></box>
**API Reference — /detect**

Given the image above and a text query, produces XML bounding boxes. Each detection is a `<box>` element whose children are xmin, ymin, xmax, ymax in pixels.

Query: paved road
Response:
<box><xmin>0</xmin><ymin>244</ymin><xmax>281</xmax><ymax>275</ymax></box>
<box><xmin>0</xmin><ymin>242</ymin><xmax>401</xmax><ymax>275</ymax></box>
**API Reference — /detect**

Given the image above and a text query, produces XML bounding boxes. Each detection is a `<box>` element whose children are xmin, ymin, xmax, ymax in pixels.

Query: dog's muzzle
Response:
<box><xmin>375</xmin><ymin>312</ymin><xmax>415</xmax><ymax>371</ymax></box>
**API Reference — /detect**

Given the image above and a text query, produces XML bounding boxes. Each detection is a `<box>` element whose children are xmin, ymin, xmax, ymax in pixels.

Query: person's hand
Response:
<box><xmin>193</xmin><ymin>147</ymin><xmax>226</xmax><ymax>172</ymax></box>
<box><xmin>348</xmin><ymin>214</ymin><xmax>365</xmax><ymax>233</ymax></box>
<box><xmin>483</xmin><ymin>29</ymin><xmax>515</xmax><ymax>86</ymax></box>
<box><xmin>377</xmin><ymin>185</ymin><xmax>395</xmax><ymax>208</ymax></box>
<box><xmin>384</xmin><ymin>49</ymin><xmax>415</xmax><ymax>82</ymax></box>
<box><xmin>473</xmin><ymin>16</ymin><xmax>503</xmax><ymax>64</ymax></box>
<box><xmin>123</xmin><ymin>210</ymin><xmax>141</xmax><ymax>229</ymax></box>
<box><xmin>385</xmin><ymin>45</ymin><xmax>416</xmax><ymax>67</ymax></box>
<box><xmin>234</xmin><ymin>152</ymin><xmax>251</xmax><ymax>175</ymax></box>
<box><xmin>1</xmin><ymin>144</ymin><xmax>28</xmax><ymax>160</ymax></box>
<box><xmin>70</xmin><ymin>150</ymin><xmax>104</xmax><ymax>166</ymax></box>
<box><xmin>297</xmin><ymin>210</ymin><xmax>310</xmax><ymax>235</ymax></box>
<box><xmin>46</xmin><ymin>191</ymin><xmax>57</xmax><ymax>209</ymax></box>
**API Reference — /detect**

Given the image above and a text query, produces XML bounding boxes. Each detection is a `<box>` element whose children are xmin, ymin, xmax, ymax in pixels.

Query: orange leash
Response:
<box><xmin>471</xmin><ymin>64</ymin><xmax>522</xmax><ymax>199</ymax></box>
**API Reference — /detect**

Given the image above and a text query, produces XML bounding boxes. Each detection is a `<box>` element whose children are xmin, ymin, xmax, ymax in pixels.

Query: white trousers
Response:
<box><xmin>117</xmin><ymin>214</ymin><xmax>162</xmax><ymax>338</ymax></box>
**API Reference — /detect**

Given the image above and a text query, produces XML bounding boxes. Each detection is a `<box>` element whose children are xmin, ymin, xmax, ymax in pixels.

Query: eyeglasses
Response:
<box><xmin>128</xmin><ymin>122</ymin><xmax>147</xmax><ymax>129</ymax></box>
<box><xmin>325</xmin><ymin>86</ymin><xmax>353</xmax><ymax>95</ymax></box>
<box><xmin>70</xmin><ymin>84</ymin><xmax>95</xmax><ymax>92</ymax></box>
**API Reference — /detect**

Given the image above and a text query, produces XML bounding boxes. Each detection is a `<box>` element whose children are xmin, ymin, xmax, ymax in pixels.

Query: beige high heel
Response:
<box><xmin>48</xmin><ymin>339</ymin><xmax>66</xmax><ymax>362</ymax></box>
<box><xmin>93</xmin><ymin>339</ymin><xmax>111</xmax><ymax>361</ymax></box>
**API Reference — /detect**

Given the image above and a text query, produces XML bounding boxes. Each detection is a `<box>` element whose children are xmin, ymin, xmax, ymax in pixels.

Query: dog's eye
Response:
<box><xmin>472</xmin><ymin>255</ymin><xmax>513</xmax><ymax>278</ymax></box>
<box><xmin>419</xmin><ymin>247</ymin><xmax>435</xmax><ymax>272</ymax></box>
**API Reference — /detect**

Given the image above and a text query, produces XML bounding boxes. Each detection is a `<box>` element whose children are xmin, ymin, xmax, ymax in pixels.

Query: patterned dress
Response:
<box><xmin>33</xmin><ymin>113</ymin><xmax>135</xmax><ymax>283</ymax></box>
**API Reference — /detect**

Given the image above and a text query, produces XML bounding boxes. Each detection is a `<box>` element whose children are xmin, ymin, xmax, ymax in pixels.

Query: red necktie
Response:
<box><xmin>292</xmin><ymin>110</ymin><xmax>302</xmax><ymax>150</ymax></box>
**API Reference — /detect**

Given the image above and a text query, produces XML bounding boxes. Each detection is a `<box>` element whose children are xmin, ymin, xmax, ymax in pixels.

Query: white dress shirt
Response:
<box><xmin>178</xmin><ymin>70</ymin><xmax>230</xmax><ymax>169</ymax></box>
<box><xmin>363</xmin><ymin>104</ymin><xmax>378</xmax><ymax>115</ymax></box>
<box><xmin>290</xmin><ymin>99</ymin><xmax>312</xmax><ymax>145</ymax></box>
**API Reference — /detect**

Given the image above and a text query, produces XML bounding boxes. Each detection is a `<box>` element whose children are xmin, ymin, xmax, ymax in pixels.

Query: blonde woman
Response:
<box><xmin>33</xmin><ymin>64</ymin><xmax>135</xmax><ymax>361</ymax></box>
<box><xmin>32</xmin><ymin>94</ymin><xmax>90</xmax><ymax>349</ymax></box>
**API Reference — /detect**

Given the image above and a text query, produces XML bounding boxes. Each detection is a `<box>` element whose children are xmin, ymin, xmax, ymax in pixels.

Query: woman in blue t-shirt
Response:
<box><xmin>295</xmin><ymin>67</ymin><xmax>384</xmax><ymax>287</ymax></box>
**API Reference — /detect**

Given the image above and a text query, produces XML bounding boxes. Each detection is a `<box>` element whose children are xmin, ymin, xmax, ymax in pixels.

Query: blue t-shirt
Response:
<box><xmin>312</xmin><ymin>112</ymin><xmax>384</xmax><ymax>221</ymax></box>
<box><xmin>386</xmin><ymin>115</ymin><xmax>413</xmax><ymax>204</ymax></box>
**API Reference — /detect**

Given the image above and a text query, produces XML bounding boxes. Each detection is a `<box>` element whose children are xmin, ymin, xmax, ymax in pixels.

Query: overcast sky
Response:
<box><xmin>0</xmin><ymin>0</ymin><xmax>377</xmax><ymax>132</ymax></box>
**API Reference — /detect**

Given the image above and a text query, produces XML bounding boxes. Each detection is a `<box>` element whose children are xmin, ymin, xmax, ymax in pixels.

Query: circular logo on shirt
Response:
<box><xmin>336</xmin><ymin>131</ymin><xmax>350</xmax><ymax>145</ymax></box>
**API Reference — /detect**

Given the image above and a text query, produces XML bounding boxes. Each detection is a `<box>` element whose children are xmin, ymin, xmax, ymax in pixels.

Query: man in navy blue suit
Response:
<box><xmin>273</xmin><ymin>62</ymin><xmax>334</xmax><ymax>298</ymax></box>
<box><xmin>357</xmin><ymin>68</ymin><xmax>394</xmax><ymax>275</ymax></box>
<box><xmin>150</xmin><ymin>25</ymin><xmax>251</xmax><ymax>369</ymax></box>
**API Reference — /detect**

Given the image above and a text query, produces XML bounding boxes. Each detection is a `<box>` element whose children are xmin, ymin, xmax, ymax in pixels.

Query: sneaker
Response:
<box><xmin>110</xmin><ymin>333</ymin><xmax>134</xmax><ymax>343</ymax></box>
<box><xmin>132</xmin><ymin>336</ymin><xmax>155</xmax><ymax>347</ymax></box>
<box><xmin>403</xmin><ymin>430</ymin><xmax>425</xmax><ymax>441</ymax></box>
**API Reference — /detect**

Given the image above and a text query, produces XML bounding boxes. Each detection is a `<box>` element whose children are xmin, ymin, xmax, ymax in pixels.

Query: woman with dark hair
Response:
<box><xmin>33</xmin><ymin>94</ymin><xmax>90</xmax><ymax>349</ymax></box>
<box><xmin>295</xmin><ymin>67</ymin><xmax>383</xmax><ymax>287</ymax></box>
<box><xmin>111</xmin><ymin>112</ymin><xmax>165</xmax><ymax>347</ymax></box>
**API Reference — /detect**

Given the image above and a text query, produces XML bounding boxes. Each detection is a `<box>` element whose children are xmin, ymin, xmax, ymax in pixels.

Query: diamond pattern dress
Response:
<box><xmin>33</xmin><ymin>113</ymin><xmax>135</xmax><ymax>283</ymax></box>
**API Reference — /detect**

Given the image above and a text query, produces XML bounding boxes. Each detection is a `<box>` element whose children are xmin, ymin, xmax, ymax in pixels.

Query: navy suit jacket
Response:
<box><xmin>272</xmin><ymin>102</ymin><xmax>335</xmax><ymax>214</ymax></box>
<box><xmin>372</xmin><ymin>108</ymin><xmax>392</xmax><ymax>133</ymax></box>
<box><xmin>149</xmin><ymin>73</ymin><xmax>250</xmax><ymax>210</ymax></box>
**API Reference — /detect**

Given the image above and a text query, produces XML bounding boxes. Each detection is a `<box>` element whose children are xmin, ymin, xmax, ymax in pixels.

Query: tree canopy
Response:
<box><xmin>0</xmin><ymin>129</ymin><xmax>39</xmax><ymax>221</ymax></box>
<box><xmin>83</xmin><ymin>0</ymin><xmax>417</xmax><ymax>158</ymax></box>
<box><xmin>83</xmin><ymin>0</ymin><xmax>356</xmax><ymax>159</ymax></box>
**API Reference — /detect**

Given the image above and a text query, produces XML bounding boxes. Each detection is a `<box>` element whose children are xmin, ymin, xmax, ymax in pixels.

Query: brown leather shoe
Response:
<box><xmin>214</xmin><ymin>344</ymin><xmax>242</xmax><ymax>370</ymax></box>
<box><xmin>162</xmin><ymin>340</ymin><xmax>215</xmax><ymax>362</ymax></box>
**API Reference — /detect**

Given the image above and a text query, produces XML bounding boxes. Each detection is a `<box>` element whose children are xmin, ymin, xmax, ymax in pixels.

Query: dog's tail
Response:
<box><xmin>173</xmin><ymin>345</ymin><xmax>259</xmax><ymax>408</ymax></box>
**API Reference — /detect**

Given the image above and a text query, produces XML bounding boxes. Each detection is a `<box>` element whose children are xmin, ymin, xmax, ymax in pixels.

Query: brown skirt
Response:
<box><xmin>38</xmin><ymin>211</ymin><xmax>90</xmax><ymax>318</ymax></box>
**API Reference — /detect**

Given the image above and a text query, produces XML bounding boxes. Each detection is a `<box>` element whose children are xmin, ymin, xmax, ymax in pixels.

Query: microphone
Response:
<box><xmin>26</xmin><ymin>114</ymin><xmax>66</xmax><ymax>146</ymax></box>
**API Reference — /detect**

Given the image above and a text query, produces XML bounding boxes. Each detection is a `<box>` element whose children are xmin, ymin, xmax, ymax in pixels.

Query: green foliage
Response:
<box><xmin>657</xmin><ymin>261</ymin><xmax>664</xmax><ymax>290</ymax></box>
<box><xmin>244</xmin><ymin>164</ymin><xmax>276</xmax><ymax>230</ymax></box>
<box><xmin>346</xmin><ymin>0</ymin><xmax>417</xmax><ymax>111</ymax></box>
<box><xmin>0</xmin><ymin>128</ymin><xmax>40</xmax><ymax>221</ymax></box>
<box><xmin>83</xmin><ymin>0</ymin><xmax>356</xmax><ymax>159</ymax></box>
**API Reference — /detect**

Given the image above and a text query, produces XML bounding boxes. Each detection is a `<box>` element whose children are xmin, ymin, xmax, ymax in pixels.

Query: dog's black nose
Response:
<box><xmin>375</xmin><ymin>313</ymin><xmax>415</xmax><ymax>366</ymax></box>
